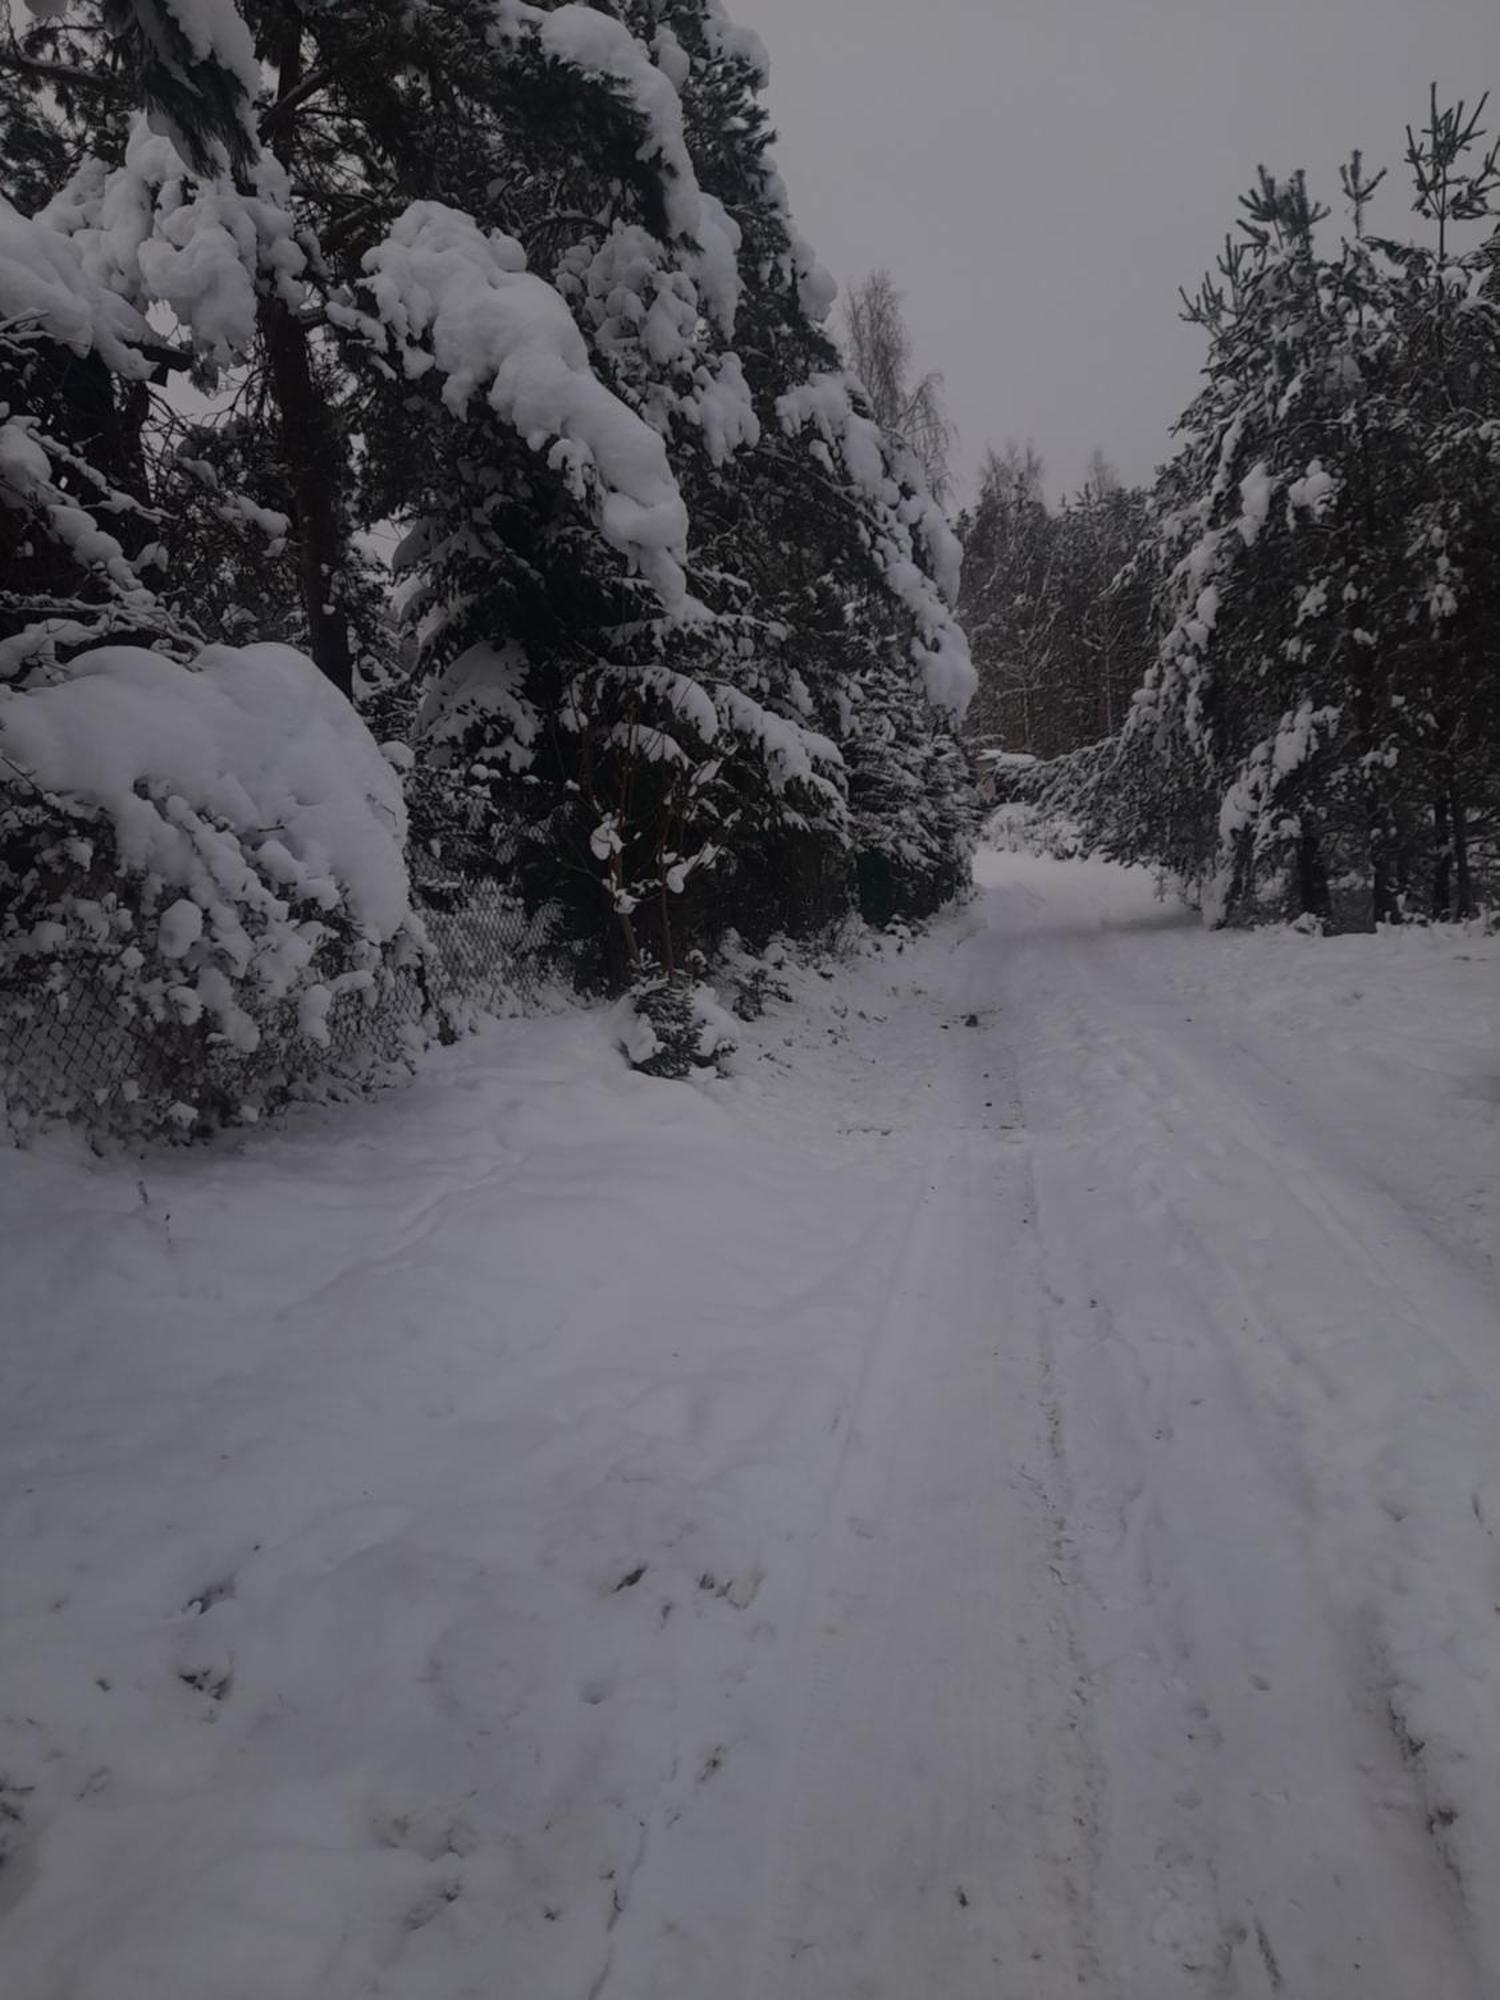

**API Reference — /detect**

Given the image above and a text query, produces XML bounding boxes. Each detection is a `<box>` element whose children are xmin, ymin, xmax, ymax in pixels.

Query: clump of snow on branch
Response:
<box><xmin>555</xmin><ymin>225</ymin><xmax>760</xmax><ymax>467</ymax></box>
<box><xmin>351</xmin><ymin>201</ymin><xmax>692</xmax><ymax>610</ymax></box>
<box><xmin>0</xmin><ymin>193</ymin><xmax>153</xmax><ymax>374</ymax></box>
<box><xmin>153</xmin><ymin>0</ymin><xmax>261</xmax><ymax>99</ymax></box>
<box><xmin>42</xmin><ymin>126</ymin><xmax>307</xmax><ymax>366</ymax></box>
<box><xmin>416</xmin><ymin>642</ymin><xmax>544</xmax><ymax>776</ymax></box>
<box><xmin>713</xmin><ymin>683</ymin><xmax>845</xmax><ymax>802</ymax></box>
<box><xmin>778</xmin><ymin>375</ymin><xmax>975</xmax><ymax>716</ymax></box>
<box><xmin>700</xmin><ymin>0</ymin><xmax>772</xmax><ymax>85</ymax></box>
<box><xmin>0</xmin><ymin>643</ymin><xmax>411</xmax><ymax>938</ymax></box>
<box><xmin>0</xmin><ymin>403</ymin><xmax>168</xmax><ymax>677</ymax></box>
<box><xmin>491</xmin><ymin>0</ymin><xmax>742</xmax><ymax>334</ymax></box>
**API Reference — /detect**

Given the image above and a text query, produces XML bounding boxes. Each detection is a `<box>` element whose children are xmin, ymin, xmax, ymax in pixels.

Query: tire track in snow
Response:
<box><xmin>737</xmin><ymin>974</ymin><xmax>1106</xmax><ymax>2000</ymax></box>
<box><xmin>983</xmin><ymin>865</ymin><xmax>1494</xmax><ymax>1998</ymax></box>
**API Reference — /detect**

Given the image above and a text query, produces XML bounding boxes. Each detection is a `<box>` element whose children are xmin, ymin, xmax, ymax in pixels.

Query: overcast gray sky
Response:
<box><xmin>729</xmin><ymin>0</ymin><xmax>1499</xmax><ymax>501</ymax></box>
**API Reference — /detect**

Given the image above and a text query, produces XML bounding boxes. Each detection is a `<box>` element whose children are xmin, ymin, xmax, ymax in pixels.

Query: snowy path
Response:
<box><xmin>945</xmin><ymin>860</ymin><xmax>1499</xmax><ymax>1998</ymax></box>
<box><xmin>729</xmin><ymin>861</ymin><xmax>1498</xmax><ymax>2000</ymax></box>
<box><xmin>3</xmin><ymin>855</ymin><xmax>1499</xmax><ymax>1999</ymax></box>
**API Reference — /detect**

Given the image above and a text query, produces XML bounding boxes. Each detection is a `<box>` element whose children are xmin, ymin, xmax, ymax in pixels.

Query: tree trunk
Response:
<box><xmin>1370</xmin><ymin>828</ymin><xmax>1400</xmax><ymax>927</ymax></box>
<box><xmin>261</xmin><ymin>296</ymin><xmax>354</xmax><ymax>698</ymax></box>
<box><xmin>1432</xmin><ymin>787</ymin><xmax>1453</xmax><ymax>919</ymax></box>
<box><xmin>257</xmin><ymin>9</ymin><xmax>353</xmax><ymax>699</ymax></box>
<box><xmin>1215</xmin><ymin>827</ymin><xmax>1255</xmax><ymax>928</ymax></box>
<box><xmin>1354</xmin><ymin>679</ymin><xmax>1399</xmax><ymax>928</ymax></box>
<box><xmin>1295</xmin><ymin>823</ymin><xmax>1332</xmax><ymax>926</ymax></box>
<box><xmin>1451</xmin><ymin>774</ymin><xmax>1474</xmax><ymax>921</ymax></box>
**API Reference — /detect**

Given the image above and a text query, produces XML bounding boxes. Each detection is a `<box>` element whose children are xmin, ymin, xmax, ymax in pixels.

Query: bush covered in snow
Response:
<box><xmin>0</xmin><ymin>642</ymin><xmax>425</xmax><ymax>1137</ymax></box>
<box><xmin>619</xmin><ymin>966</ymin><xmax>737</xmax><ymax>1081</ymax></box>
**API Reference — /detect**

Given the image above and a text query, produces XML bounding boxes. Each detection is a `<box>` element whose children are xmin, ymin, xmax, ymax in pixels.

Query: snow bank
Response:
<box><xmin>5</xmin><ymin>858</ymin><xmax>1500</xmax><ymax>1991</ymax></box>
<box><xmin>975</xmin><ymin>850</ymin><xmax>1500</xmax><ymax>1985</ymax></box>
<box><xmin>1149</xmin><ymin>900</ymin><xmax>1500</xmax><ymax>1273</ymax></box>
<box><xmin>0</xmin><ymin>943</ymin><xmax>937</xmax><ymax>1999</ymax></box>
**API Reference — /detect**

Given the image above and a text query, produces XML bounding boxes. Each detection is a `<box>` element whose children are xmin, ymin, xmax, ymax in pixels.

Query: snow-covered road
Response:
<box><xmin>928</xmin><ymin>859</ymin><xmax>1498</xmax><ymax>1998</ymax></box>
<box><xmin>3</xmin><ymin>854</ymin><xmax>1498</xmax><ymax>1998</ymax></box>
<box><xmin>739</xmin><ymin>856</ymin><xmax>1499</xmax><ymax>2000</ymax></box>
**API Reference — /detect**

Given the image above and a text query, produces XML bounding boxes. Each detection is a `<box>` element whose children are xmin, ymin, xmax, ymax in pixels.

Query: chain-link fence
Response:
<box><xmin>0</xmin><ymin>834</ymin><xmax>566</xmax><ymax>1141</ymax></box>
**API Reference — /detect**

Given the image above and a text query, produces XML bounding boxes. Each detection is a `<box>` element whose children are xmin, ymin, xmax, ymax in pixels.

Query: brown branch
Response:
<box><xmin>259</xmin><ymin>65</ymin><xmax>333</xmax><ymax>137</ymax></box>
<box><xmin>0</xmin><ymin>49</ymin><xmax>123</xmax><ymax>97</ymax></box>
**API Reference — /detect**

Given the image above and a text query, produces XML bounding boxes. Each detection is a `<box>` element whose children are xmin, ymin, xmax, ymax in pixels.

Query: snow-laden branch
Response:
<box><xmin>778</xmin><ymin>375</ymin><xmax>975</xmax><ymax>718</ymax></box>
<box><xmin>352</xmin><ymin>201</ymin><xmax>692</xmax><ymax>611</ymax></box>
<box><xmin>490</xmin><ymin>0</ymin><xmax>741</xmax><ymax>336</ymax></box>
<box><xmin>40</xmin><ymin>125</ymin><xmax>307</xmax><ymax>366</ymax></box>
<box><xmin>0</xmin><ymin>195</ymin><xmax>153</xmax><ymax>374</ymax></box>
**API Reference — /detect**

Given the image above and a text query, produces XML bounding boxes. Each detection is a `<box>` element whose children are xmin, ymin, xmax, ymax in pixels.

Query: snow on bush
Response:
<box><xmin>0</xmin><ymin>642</ymin><xmax>425</xmax><ymax>1137</ymax></box>
<box><xmin>620</xmin><ymin>968</ymin><xmax>737</xmax><ymax>1080</ymax></box>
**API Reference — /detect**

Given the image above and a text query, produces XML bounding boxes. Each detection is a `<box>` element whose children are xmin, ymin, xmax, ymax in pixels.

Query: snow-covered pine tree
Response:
<box><xmin>1033</xmin><ymin>102</ymin><xmax>1500</xmax><ymax>925</ymax></box>
<box><xmin>1130</xmin><ymin>120</ymin><xmax>1499</xmax><ymax>924</ymax></box>
<box><xmin>0</xmin><ymin>3</ymin><xmax>224</xmax><ymax>682</ymax></box>
<box><xmin>313</xmin><ymin>0</ymin><xmax>811</xmax><ymax>983</ymax></box>
<box><xmin>340</xmin><ymin>0</ymin><xmax>975</xmax><ymax>971</ymax></box>
<box><xmin>652</xmin><ymin>0</ymin><xmax>978</xmax><ymax>927</ymax></box>
<box><xmin>1367</xmin><ymin>96</ymin><xmax>1500</xmax><ymax>920</ymax></box>
<box><xmin>0</xmin><ymin>194</ymin><xmax>186</xmax><ymax>683</ymax></box>
<box><xmin>6</xmin><ymin>0</ymin><xmax>980</xmax><ymax>1000</ymax></box>
<box><xmin>0</xmin><ymin>0</ymin><xmax>381</xmax><ymax>694</ymax></box>
<box><xmin>1</xmin><ymin>6</ymin><xmax>426</xmax><ymax>1133</ymax></box>
<box><xmin>1128</xmin><ymin>169</ymin><xmax>1344</xmax><ymax>920</ymax></box>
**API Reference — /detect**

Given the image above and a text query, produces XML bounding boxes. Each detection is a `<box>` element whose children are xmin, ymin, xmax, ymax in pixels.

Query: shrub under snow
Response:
<box><xmin>0</xmin><ymin>641</ymin><xmax>425</xmax><ymax>1137</ymax></box>
<box><xmin>620</xmin><ymin>968</ymin><xmax>737</xmax><ymax>1080</ymax></box>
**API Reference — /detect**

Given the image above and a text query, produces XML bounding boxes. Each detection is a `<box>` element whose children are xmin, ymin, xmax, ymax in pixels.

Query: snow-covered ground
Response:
<box><xmin>2</xmin><ymin>851</ymin><xmax>1498</xmax><ymax>1998</ymax></box>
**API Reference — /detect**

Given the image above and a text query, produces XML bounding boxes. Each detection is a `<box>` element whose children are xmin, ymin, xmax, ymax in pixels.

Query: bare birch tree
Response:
<box><xmin>844</xmin><ymin>269</ymin><xmax>955</xmax><ymax>504</ymax></box>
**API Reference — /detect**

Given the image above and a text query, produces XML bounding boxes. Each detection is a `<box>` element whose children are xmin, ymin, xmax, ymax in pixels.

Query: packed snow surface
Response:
<box><xmin>2</xmin><ymin>853</ymin><xmax>1499</xmax><ymax>1997</ymax></box>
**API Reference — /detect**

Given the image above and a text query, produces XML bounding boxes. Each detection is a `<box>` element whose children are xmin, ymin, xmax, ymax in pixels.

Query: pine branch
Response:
<box><xmin>0</xmin><ymin>50</ymin><xmax>123</xmax><ymax>97</ymax></box>
<box><xmin>260</xmin><ymin>66</ymin><xmax>335</xmax><ymax>138</ymax></box>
